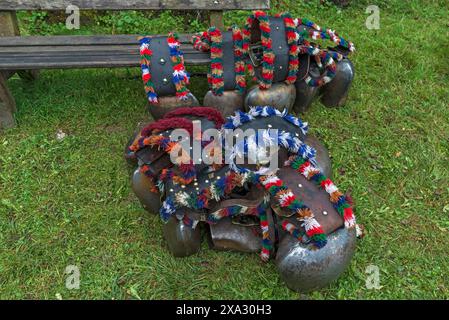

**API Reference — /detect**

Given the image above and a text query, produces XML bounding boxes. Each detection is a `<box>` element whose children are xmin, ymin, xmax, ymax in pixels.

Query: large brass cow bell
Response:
<box><xmin>294</xmin><ymin>56</ymin><xmax>355</xmax><ymax>112</ymax></box>
<box><xmin>163</xmin><ymin>216</ymin><xmax>202</xmax><ymax>257</ymax></box>
<box><xmin>244</xmin><ymin>83</ymin><xmax>296</xmax><ymax>112</ymax></box>
<box><xmin>320</xmin><ymin>58</ymin><xmax>355</xmax><ymax>108</ymax></box>
<box><xmin>203</xmin><ymin>90</ymin><xmax>244</xmax><ymax>118</ymax></box>
<box><xmin>275</xmin><ymin>227</ymin><xmax>356</xmax><ymax>293</ymax></box>
<box><xmin>131</xmin><ymin>169</ymin><xmax>161</xmax><ymax>214</ymax></box>
<box><xmin>273</xmin><ymin>165</ymin><xmax>356</xmax><ymax>293</ymax></box>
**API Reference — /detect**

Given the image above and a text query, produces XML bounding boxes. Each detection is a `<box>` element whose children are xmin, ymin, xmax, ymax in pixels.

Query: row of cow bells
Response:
<box><xmin>148</xmin><ymin>58</ymin><xmax>354</xmax><ymax>120</ymax></box>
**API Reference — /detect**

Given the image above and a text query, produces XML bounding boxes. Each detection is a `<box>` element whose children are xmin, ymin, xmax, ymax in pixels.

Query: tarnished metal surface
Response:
<box><xmin>293</xmin><ymin>79</ymin><xmax>319</xmax><ymax>114</ymax></box>
<box><xmin>148</xmin><ymin>93</ymin><xmax>200</xmax><ymax>120</ymax></box>
<box><xmin>275</xmin><ymin>227</ymin><xmax>356</xmax><ymax>293</ymax></box>
<box><xmin>131</xmin><ymin>168</ymin><xmax>161</xmax><ymax>214</ymax></box>
<box><xmin>320</xmin><ymin>58</ymin><xmax>355</xmax><ymax>108</ymax></box>
<box><xmin>244</xmin><ymin>83</ymin><xmax>296</xmax><ymax>112</ymax></box>
<box><xmin>203</xmin><ymin>90</ymin><xmax>244</xmax><ymax>118</ymax></box>
<box><xmin>208</xmin><ymin>217</ymin><xmax>261</xmax><ymax>253</ymax></box>
<box><xmin>163</xmin><ymin>216</ymin><xmax>201</xmax><ymax>257</ymax></box>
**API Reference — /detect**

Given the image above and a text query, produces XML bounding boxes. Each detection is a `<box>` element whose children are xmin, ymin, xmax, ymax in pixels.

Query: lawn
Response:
<box><xmin>0</xmin><ymin>0</ymin><xmax>448</xmax><ymax>299</ymax></box>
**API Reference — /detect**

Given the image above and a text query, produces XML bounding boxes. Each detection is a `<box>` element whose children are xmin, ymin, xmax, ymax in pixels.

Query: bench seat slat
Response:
<box><xmin>0</xmin><ymin>34</ymin><xmax>210</xmax><ymax>69</ymax></box>
<box><xmin>0</xmin><ymin>35</ymin><xmax>193</xmax><ymax>46</ymax></box>
<box><xmin>0</xmin><ymin>0</ymin><xmax>269</xmax><ymax>11</ymax></box>
<box><xmin>0</xmin><ymin>46</ymin><xmax>201</xmax><ymax>54</ymax></box>
<box><xmin>0</xmin><ymin>53</ymin><xmax>210</xmax><ymax>69</ymax></box>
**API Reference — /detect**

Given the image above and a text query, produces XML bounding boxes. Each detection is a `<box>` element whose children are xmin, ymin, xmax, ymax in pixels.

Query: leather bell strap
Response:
<box><xmin>300</xmin><ymin>42</ymin><xmax>344</xmax><ymax>87</ymax></box>
<box><xmin>242</xmin><ymin>11</ymin><xmax>299</xmax><ymax>89</ymax></box>
<box><xmin>181</xmin><ymin>189</ymin><xmax>274</xmax><ymax>261</ymax></box>
<box><xmin>295</xmin><ymin>18</ymin><xmax>352</xmax><ymax>87</ymax></box>
<box><xmin>294</xmin><ymin>17</ymin><xmax>355</xmax><ymax>53</ymax></box>
<box><xmin>139</xmin><ymin>33</ymin><xmax>191</xmax><ymax>103</ymax></box>
<box><xmin>191</xmin><ymin>26</ymin><xmax>247</xmax><ymax>94</ymax></box>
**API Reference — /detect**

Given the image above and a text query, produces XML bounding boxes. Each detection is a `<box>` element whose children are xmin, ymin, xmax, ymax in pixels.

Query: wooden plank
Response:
<box><xmin>0</xmin><ymin>72</ymin><xmax>16</xmax><ymax>129</ymax></box>
<box><xmin>0</xmin><ymin>52</ymin><xmax>210</xmax><ymax>69</ymax></box>
<box><xmin>0</xmin><ymin>47</ymin><xmax>201</xmax><ymax>56</ymax></box>
<box><xmin>0</xmin><ymin>34</ymin><xmax>194</xmax><ymax>46</ymax></box>
<box><xmin>0</xmin><ymin>11</ymin><xmax>19</xmax><ymax>36</ymax></box>
<box><xmin>0</xmin><ymin>0</ymin><xmax>270</xmax><ymax>10</ymax></box>
<box><xmin>0</xmin><ymin>11</ymin><xmax>39</xmax><ymax>82</ymax></box>
<box><xmin>210</xmin><ymin>10</ymin><xmax>224</xmax><ymax>29</ymax></box>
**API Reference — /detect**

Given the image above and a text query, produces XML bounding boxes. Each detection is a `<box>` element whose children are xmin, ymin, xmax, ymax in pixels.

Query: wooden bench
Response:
<box><xmin>0</xmin><ymin>0</ymin><xmax>270</xmax><ymax>129</ymax></box>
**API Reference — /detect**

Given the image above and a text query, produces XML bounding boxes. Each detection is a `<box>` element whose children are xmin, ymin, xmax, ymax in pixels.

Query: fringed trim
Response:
<box><xmin>163</xmin><ymin>106</ymin><xmax>225</xmax><ymax>129</ymax></box>
<box><xmin>227</xmin><ymin>128</ymin><xmax>316</xmax><ymax>175</ymax></box>
<box><xmin>243</xmin><ymin>11</ymin><xmax>274</xmax><ymax>89</ymax></box>
<box><xmin>139</xmin><ymin>37</ymin><xmax>158</xmax><ymax>103</ymax></box>
<box><xmin>259</xmin><ymin>175</ymin><xmax>327</xmax><ymax>248</ymax></box>
<box><xmin>192</xmin><ymin>26</ymin><xmax>247</xmax><ymax>94</ymax></box>
<box><xmin>295</xmin><ymin>17</ymin><xmax>355</xmax><ymax>52</ymax></box>
<box><xmin>208</xmin><ymin>27</ymin><xmax>225</xmax><ymax>96</ymax></box>
<box><xmin>281</xmin><ymin>220</ymin><xmax>307</xmax><ymax>242</ymax></box>
<box><xmin>223</xmin><ymin>107</ymin><xmax>315</xmax><ymax>175</ymax></box>
<box><xmin>159</xmin><ymin>168</ymin><xmax>196</xmax><ymax>186</ymax></box>
<box><xmin>167</xmin><ymin>32</ymin><xmax>191</xmax><ymax>100</ymax></box>
<box><xmin>280</xmin><ymin>12</ymin><xmax>299</xmax><ymax>84</ymax></box>
<box><xmin>258</xmin><ymin>202</ymin><xmax>272</xmax><ymax>261</ymax></box>
<box><xmin>287</xmin><ymin>155</ymin><xmax>356</xmax><ymax>229</ymax></box>
<box><xmin>139</xmin><ymin>117</ymin><xmax>194</xmax><ymax>139</ymax></box>
<box><xmin>231</xmin><ymin>25</ymin><xmax>247</xmax><ymax>93</ymax></box>
<box><xmin>159</xmin><ymin>170</ymin><xmax>259</xmax><ymax>222</ymax></box>
<box><xmin>223</xmin><ymin>106</ymin><xmax>309</xmax><ymax>136</ymax></box>
<box><xmin>301</xmin><ymin>43</ymin><xmax>342</xmax><ymax>87</ymax></box>
<box><xmin>192</xmin><ymin>31</ymin><xmax>211</xmax><ymax>52</ymax></box>
<box><xmin>208</xmin><ymin>205</ymin><xmax>246</xmax><ymax>223</ymax></box>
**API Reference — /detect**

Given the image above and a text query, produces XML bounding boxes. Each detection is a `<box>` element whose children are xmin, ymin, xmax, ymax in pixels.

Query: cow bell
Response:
<box><xmin>320</xmin><ymin>58</ymin><xmax>355</xmax><ymax>108</ymax></box>
<box><xmin>244</xmin><ymin>83</ymin><xmax>296</xmax><ymax>112</ymax></box>
<box><xmin>203</xmin><ymin>90</ymin><xmax>245</xmax><ymax>118</ymax></box>
<box><xmin>163</xmin><ymin>216</ymin><xmax>202</xmax><ymax>257</ymax></box>
<box><xmin>148</xmin><ymin>93</ymin><xmax>200</xmax><ymax>120</ymax></box>
<box><xmin>131</xmin><ymin>168</ymin><xmax>161</xmax><ymax>214</ymax></box>
<box><xmin>275</xmin><ymin>227</ymin><xmax>356</xmax><ymax>293</ymax></box>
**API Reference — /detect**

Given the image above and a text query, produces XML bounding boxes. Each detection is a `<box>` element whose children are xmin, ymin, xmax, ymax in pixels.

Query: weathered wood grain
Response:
<box><xmin>0</xmin><ymin>0</ymin><xmax>269</xmax><ymax>10</ymax></box>
<box><xmin>0</xmin><ymin>34</ymin><xmax>192</xmax><ymax>46</ymax></box>
<box><xmin>0</xmin><ymin>34</ymin><xmax>210</xmax><ymax>70</ymax></box>
<box><xmin>209</xmin><ymin>10</ymin><xmax>224</xmax><ymax>29</ymax></box>
<box><xmin>0</xmin><ymin>73</ymin><xmax>16</xmax><ymax>129</ymax></box>
<box><xmin>0</xmin><ymin>11</ymin><xmax>19</xmax><ymax>36</ymax></box>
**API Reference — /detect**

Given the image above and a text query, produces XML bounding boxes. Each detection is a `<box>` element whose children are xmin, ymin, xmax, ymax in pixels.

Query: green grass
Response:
<box><xmin>1</xmin><ymin>0</ymin><xmax>448</xmax><ymax>299</ymax></box>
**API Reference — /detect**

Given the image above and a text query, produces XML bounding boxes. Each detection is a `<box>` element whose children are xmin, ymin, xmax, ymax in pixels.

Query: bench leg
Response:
<box><xmin>0</xmin><ymin>73</ymin><xmax>16</xmax><ymax>129</ymax></box>
<box><xmin>210</xmin><ymin>10</ymin><xmax>224</xmax><ymax>29</ymax></box>
<box><xmin>0</xmin><ymin>11</ymin><xmax>39</xmax><ymax>81</ymax></box>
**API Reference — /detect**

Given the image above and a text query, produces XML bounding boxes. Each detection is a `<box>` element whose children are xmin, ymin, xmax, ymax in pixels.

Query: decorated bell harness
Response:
<box><xmin>129</xmin><ymin>107</ymin><xmax>225</xmax><ymax>191</ymax></box>
<box><xmin>189</xmin><ymin>11</ymin><xmax>355</xmax><ymax>91</ymax></box>
<box><xmin>223</xmin><ymin>107</ymin><xmax>357</xmax><ymax>250</ymax></box>
<box><xmin>192</xmin><ymin>26</ymin><xmax>247</xmax><ymax>95</ymax></box>
<box><xmin>139</xmin><ymin>32</ymin><xmax>191</xmax><ymax>103</ymax></box>
<box><xmin>242</xmin><ymin>11</ymin><xmax>299</xmax><ymax>89</ymax></box>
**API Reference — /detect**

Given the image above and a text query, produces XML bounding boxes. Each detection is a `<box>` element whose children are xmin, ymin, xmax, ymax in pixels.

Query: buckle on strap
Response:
<box><xmin>249</xmin><ymin>43</ymin><xmax>263</xmax><ymax>67</ymax></box>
